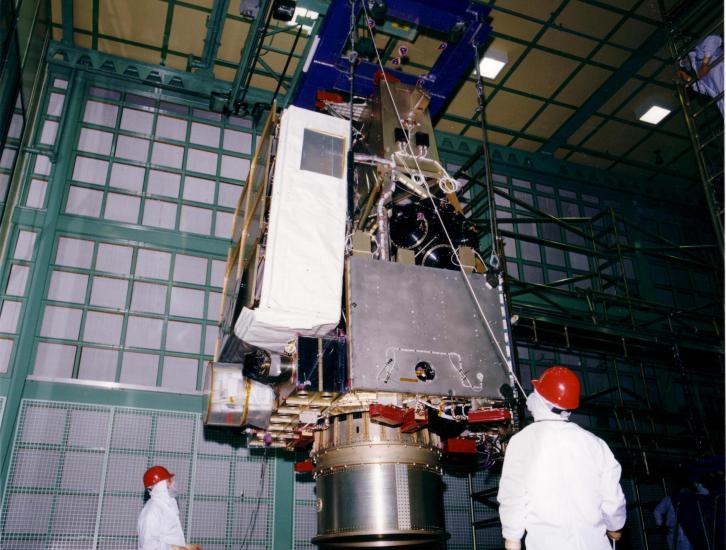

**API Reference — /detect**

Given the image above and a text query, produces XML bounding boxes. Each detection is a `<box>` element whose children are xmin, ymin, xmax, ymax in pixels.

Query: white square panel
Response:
<box><xmin>33</xmin><ymin>342</ymin><xmax>76</xmax><ymax>378</ymax></box>
<box><xmin>83</xmin><ymin>100</ymin><xmax>119</xmax><ymax>127</ymax></box>
<box><xmin>190</xmin><ymin>122</ymin><xmax>220</xmax><ymax>147</ymax></box>
<box><xmin>25</xmin><ymin>178</ymin><xmax>48</xmax><ymax>208</ymax></box>
<box><xmin>78</xmin><ymin>128</ymin><xmax>113</xmax><ymax>155</ymax></box>
<box><xmin>47</xmin><ymin>92</ymin><xmax>66</xmax><ymax>116</ymax></box>
<box><xmin>96</xmin><ymin>243</ymin><xmax>133</xmax><ymax>275</ymax></box>
<box><xmin>206</xmin><ymin>292</ymin><xmax>221</xmax><ymax>321</ymax></box>
<box><xmin>0</xmin><ymin>300</ymin><xmax>22</xmax><ymax>332</ymax></box>
<box><xmin>173</xmin><ymin>254</ymin><xmax>207</xmax><ymax>285</ymax></box>
<box><xmin>0</xmin><ymin>147</ymin><xmax>16</xmax><ymax>168</ymax></box>
<box><xmin>125</xmin><ymin>316</ymin><xmax>163</xmax><ymax>349</ymax></box>
<box><xmin>84</xmin><ymin>311</ymin><xmax>123</xmax><ymax>345</ymax></box>
<box><xmin>116</xmin><ymin>135</ymin><xmax>150</xmax><ymax>163</ymax></box>
<box><xmin>8</xmin><ymin>113</ymin><xmax>23</xmax><ymax>138</ymax></box>
<box><xmin>34</xmin><ymin>154</ymin><xmax>52</xmax><ymax>175</ymax></box>
<box><xmin>183</xmin><ymin>176</ymin><xmax>215</xmax><ymax>203</ymax></box>
<box><xmin>214</xmin><ymin>211</ymin><xmax>233</xmax><ymax>239</ymax></box>
<box><xmin>14</xmin><ymin>230</ymin><xmax>36</xmax><ymax>260</ymax></box>
<box><xmin>186</xmin><ymin>148</ymin><xmax>217</xmax><ymax>175</ymax></box>
<box><xmin>119</xmin><ymin>352</ymin><xmax>158</xmax><ymax>386</ymax></box>
<box><xmin>66</xmin><ymin>186</ymin><xmax>103</xmax><ymax>217</ymax></box>
<box><xmin>151</xmin><ymin>142</ymin><xmax>184</xmax><ymax>169</ymax></box>
<box><xmin>0</xmin><ymin>338</ymin><xmax>13</xmax><ymax>372</ymax></box>
<box><xmin>170</xmin><ymin>287</ymin><xmax>205</xmax><ymax>318</ymax></box>
<box><xmin>204</xmin><ymin>327</ymin><xmax>217</xmax><ymax>356</ymax></box>
<box><xmin>223</xmin><ymin>129</ymin><xmax>252</xmax><ymax>153</ymax></box>
<box><xmin>165</xmin><ymin>321</ymin><xmax>201</xmax><ymax>353</ymax></box>
<box><xmin>56</xmin><ymin>237</ymin><xmax>94</xmax><ymax>268</ymax></box>
<box><xmin>210</xmin><ymin>260</ymin><xmax>226</xmax><ymax>288</ymax></box>
<box><xmin>136</xmin><ymin>249</ymin><xmax>171</xmax><ymax>279</ymax></box>
<box><xmin>39</xmin><ymin>120</ymin><xmax>59</xmax><ymax>145</ymax></box>
<box><xmin>110</xmin><ymin>163</ymin><xmax>145</xmax><ymax>193</ymax></box>
<box><xmin>147</xmin><ymin>170</ymin><xmax>181</xmax><ymax>198</ymax></box>
<box><xmin>156</xmin><ymin>115</ymin><xmax>187</xmax><ymax>141</ymax></box>
<box><xmin>6</xmin><ymin>264</ymin><xmax>29</xmax><ymax>296</ymax></box>
<box><xmin>131</xmin><ymin>281</ymin><xmax>167</xmax><ymax>314</ymax></box>
<box><xmin>40</xmin><ymin>306</ymin><xmax>82</xmax><ymax>339</ymax></box>
<box><xmin>73</xmin><ymin>156</ymin><xmax>108</xmax><ymax>185</ymax></box>
<box><xmin>120</xmin><ymin>108</ymin><xmax>154</xmax><ymax>134</ymax></box>
<box><xmin>105</xmin><ymin>193</ymin><xmax>141</xmax><ymax>224</ymax></box>
<box><xmin>142</xmin><ymin>199</ymin><xmax>177</xmax><ymax>230</ymax></box>
<box><xmin>90</xmin><ymin>276</ymin><xmax>128</xmax><ymax>309</ymax></box>
<box><xmin>220</xmin><ymin>155</ymin><xmax>250</xmax><ymax>181</ymax></box>
<box><xmin>78</xmin><ymin>347</ymin><xmax>119</xmax><ymax>381</ymax></box>
<box><xmin>179</xmin><ymin>205</ymin><xmax>212</xmax><ymax>235</ymax></box>
<box><xmin>161</xmin><ymin>356</ymin><xmax>199</xmax><ymax>392</ymax></box>
<box><xmin>48</xmin><ymin>270</ymin><xmax>88</xmax><ymax>303</ymax></box>
<box><xmin>217</xmin><ymin>182</ymin><xmax>242</xmax><ymax>208</ymax></box>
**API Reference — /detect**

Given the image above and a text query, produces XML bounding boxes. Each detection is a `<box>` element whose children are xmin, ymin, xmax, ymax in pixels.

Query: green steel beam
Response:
<box><xmin>61</xmin><ymin>0</ymin><xmax>73</xmax><ymax>45</ymax></box>
<box><xmin>46</xmin><ymin>41</ymin><xmax>273</xmax><ymax>104</ymax></box>
<box><xmin>160</xmin><ymin>0</ymin><xmax>176</xmax><ymax>66</ymax></box>
<box><xmin>0</xmin><ymin>73</ymin><xmax>86</xmax><ymax>491</ymax></box>
<box><xmin>92</xmin><ymin>0</ymin><xmax>99</xmax><ymax>50</ymax></box>
<box><xmin>20</xmin><ymin>379</ymin><xmax>204</xmax><ymax>412</ymax></box>
<box><xmin>272</xmin><ymin>455</ymin><xmax>294</xmax><ymax>549</ymax></box>
<box><xmin>541</xmin><ymin>27</ymin><xmax>669</xmax><ymax>154</ymax></box>
<box><xmin>188</xmin><ymin>0</ymin><xmax>231</xmax><ymax>75</ymax></box>
<box><xmin>510</xmin><ymin>0</ymin><xmax>639</xmax><ymax>149</ymax></box>
<box><xmin>226</xmin><ymin>0</ymin><xmax>273</xmax><ymax>111</ymax></box>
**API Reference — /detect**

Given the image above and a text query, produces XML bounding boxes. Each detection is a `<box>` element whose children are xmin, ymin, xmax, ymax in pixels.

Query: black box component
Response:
<box><xmin>297</xmin><ymin>336</ymin><xmax>347</xmax><ymax>393</ymax></box>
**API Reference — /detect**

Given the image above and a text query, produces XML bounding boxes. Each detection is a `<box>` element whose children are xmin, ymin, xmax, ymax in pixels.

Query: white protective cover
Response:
<box><xmin>235</xmin><ymin>106</ymin><xmax>350</xmax><ymax>352</ymax></box>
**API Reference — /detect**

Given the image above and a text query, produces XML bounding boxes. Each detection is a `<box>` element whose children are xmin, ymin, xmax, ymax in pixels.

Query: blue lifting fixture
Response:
<box><xmin>292</xmin><ymin>0</ymin><xmax>492</xmax><ymax>120</ymax></box>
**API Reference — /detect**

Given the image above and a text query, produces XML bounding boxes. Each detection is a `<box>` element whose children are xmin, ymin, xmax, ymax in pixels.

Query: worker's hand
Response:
<box><xmin>607</xmin><ymin>530</ymin><xmax>622</xmax><ymax>541</ymax></box>
<box><xmin>504</xmin><ymin>539</ymin><xmax>522</xmax><ymax>550</ymax></box>
<box><xmin>676</xmin><ymin>69</ymin><xmax>692</xmax><ymax>82</ymax></box>
<box><xmin>186</xmin><ymin>545</ymin><xmax>202</xmax><ymax>550</ymax></box>
<box><xmin>697</xmin><ymin>63</ymin><xmax>711</xmax><ymax>79</ymax></box>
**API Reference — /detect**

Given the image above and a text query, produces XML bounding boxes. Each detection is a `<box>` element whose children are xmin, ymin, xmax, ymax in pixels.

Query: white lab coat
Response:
<box><xmin>497</xmin><ymin>391</ymin><xmax>627</xmax><ymax>550</ymax></box>
<box><xmin>138</xmin><ymin>481</ymin><xmax>187</xmax><ymax>550</ymax></box>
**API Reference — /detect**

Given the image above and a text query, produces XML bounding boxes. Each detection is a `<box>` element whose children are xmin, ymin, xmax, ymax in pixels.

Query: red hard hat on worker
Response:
<box><xmin>143</xmin><ymin>465</ymin><xmax>174</xmax><ymax>488</ymax></box>
<box><xmin>531</xmin><ymin>366</ymin><xmax>581</xmax><ymax>410</ymax></box>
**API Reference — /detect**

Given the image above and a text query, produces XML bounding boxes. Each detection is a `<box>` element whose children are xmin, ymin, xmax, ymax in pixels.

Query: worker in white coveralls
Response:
<box><xmin>678</xmin><ymin>35</ymin><xmax>724</xmax><ymax>116</ymax></box>
<box><xmin>138</xmin><ymin>466</ymin><xmax>202</xmax><ymax>550</ymax></box>
<box><xmin>497</xmin><ymin>366</ymin><xmax>627</xmax><ymax>550</ymax></box>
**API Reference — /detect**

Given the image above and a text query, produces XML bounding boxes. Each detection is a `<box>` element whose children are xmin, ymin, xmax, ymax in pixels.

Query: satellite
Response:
<box><xmin>204</xmin><ymin>1</ymin><xmax>517</xmax><ymax>547</ymax></box>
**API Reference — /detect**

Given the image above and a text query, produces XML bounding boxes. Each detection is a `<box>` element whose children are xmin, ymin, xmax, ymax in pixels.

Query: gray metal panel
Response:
<box><xmin>316</xmin><ymin>464</ymin><xmax>443</xmax><ymax>535</ymax></box>
<box><xmin>348</xmin><ymin>257</ymin><xmax>512</xmax><ymax>398</ymax></box>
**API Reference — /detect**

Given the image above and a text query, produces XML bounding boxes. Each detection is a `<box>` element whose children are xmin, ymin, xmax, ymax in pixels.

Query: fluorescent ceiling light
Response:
<box><xmin>476</xmin><ymin>49</ymin><xmax>508</xmax><ymax>79</ymax></box>
<box><xmin>638</xmin><ymin>105</ymin><xmax>671</xmax><ymax>125</ymax></box>
<box><xmin>287</xmin><ymin>7</ymin><xmax>319</xmax><ymax>35</ymax></box>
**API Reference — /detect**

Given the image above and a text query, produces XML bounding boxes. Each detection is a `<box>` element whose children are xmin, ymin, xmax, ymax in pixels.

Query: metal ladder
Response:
<box><xmin>660</xmin><ymin>0</ymin><xmax>724</xmax><ymax>257</ymax></box>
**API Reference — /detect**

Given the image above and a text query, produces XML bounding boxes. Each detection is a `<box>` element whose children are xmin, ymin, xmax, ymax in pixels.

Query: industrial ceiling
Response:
<box><xmin>48</xmin><ymin>0</ymin><xmax>719</xmax><ymax>184</ymax></box>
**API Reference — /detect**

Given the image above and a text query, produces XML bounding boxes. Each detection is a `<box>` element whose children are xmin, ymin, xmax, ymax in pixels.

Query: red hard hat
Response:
<box><xmin>532</xmin><ymin>366</ymin><xmax>581</xmax><ymax>410</ymax></box>
<box><xmin>143</xmin><ymin>466</ymin><xmax>174</xmax><ymax>488</ymax></box>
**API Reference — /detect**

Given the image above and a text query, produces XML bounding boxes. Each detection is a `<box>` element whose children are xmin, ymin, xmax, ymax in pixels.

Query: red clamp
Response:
<box><xmin>443</xmin><ymin>437</ymin><xmax>477</xmax><ymax>455</ymax></box>
<box><xmin>467</xmin><ymin>408</ymin><xmax>512</xmax><ymax>424</ymax></box>
<box><xmin>369</xmin><ymin>404</ymin><xmax>407</xmax><ymax>426</ymax></box>
<box><xmin>401</xmin><ymin>408</ymin><xmax>428</xmax><ymax>433</ymax></box>
<box><xmin>294</xmin><ymin>459</ymin><xmax>314</xmax><ymax>473</ymax></box>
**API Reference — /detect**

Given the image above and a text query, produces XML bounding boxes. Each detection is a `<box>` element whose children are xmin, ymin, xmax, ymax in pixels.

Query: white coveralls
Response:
<box><xmin>138</xmin><ymin>480</ymin><xmax>187</xmax><ymax>550</ymax></box>
<box><xmin>654</xmin><ymin>495</ymin><xmax>694</xmax><ymax>550</ymax></box>
<box><xmin>497</xmin><ymin>391</ymin><xmax>627</xmax><ymax>550</ymax></box>
<box><xmin>684</xmin><ymin>35</ymin><xmax>724</xmax><ymax>116</ymax></box>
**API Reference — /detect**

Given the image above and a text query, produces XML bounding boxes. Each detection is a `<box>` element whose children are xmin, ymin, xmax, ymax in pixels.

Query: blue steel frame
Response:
<box><xmin>293</xmin><ymin>0</ymin><xmax>491</xmax><ymax>120</ymax></box>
